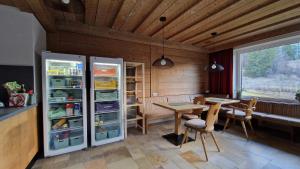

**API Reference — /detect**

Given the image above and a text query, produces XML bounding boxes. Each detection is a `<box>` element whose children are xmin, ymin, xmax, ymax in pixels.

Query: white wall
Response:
<box><xmin>0</xmin><ymin>5</ymin><xmax>46</xmax><ymax>102</ymax></box>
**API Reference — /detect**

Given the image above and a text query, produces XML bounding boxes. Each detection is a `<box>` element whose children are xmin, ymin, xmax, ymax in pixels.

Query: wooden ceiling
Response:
<box><xmin>1</xmin><ymin>0</ymin><xmax>300</xmax><ymax>52</ymax></box>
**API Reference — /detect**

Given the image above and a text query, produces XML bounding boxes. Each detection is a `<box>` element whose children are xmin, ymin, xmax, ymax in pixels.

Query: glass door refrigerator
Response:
<box><xmin>90</xmin><ymin>57</ymin><xmax>124</xmax><ymax>146</ymax></box>
<box><xmin>42</xmin><ymin>52</ymin><xmax>87</xmax><ymax>157</ymax></box>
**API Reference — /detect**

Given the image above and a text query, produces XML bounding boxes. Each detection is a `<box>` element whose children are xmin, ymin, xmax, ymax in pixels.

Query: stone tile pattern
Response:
<box><xmin>32</xmin><ymin>122</ymin><xmax>300</xmax><ymax>169</ymax></box>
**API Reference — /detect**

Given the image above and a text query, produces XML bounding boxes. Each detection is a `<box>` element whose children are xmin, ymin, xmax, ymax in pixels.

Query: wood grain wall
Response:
<box><xmin>47</xmin><ymin>31</ymin><xmax>209</xmax><ymax>97</ymax></box>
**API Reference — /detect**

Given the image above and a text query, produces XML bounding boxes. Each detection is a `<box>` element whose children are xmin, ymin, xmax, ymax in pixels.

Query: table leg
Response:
<box><xmin>175</xmin><ymin>111</ymin><xmax>182</xmax><ymax>135</ymax></box>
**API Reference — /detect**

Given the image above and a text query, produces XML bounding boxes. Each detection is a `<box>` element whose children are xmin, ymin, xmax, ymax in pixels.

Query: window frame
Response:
<box><xmin>233</xmin><ymin>32</ymin><xmax>300</xmax><ymax>103</ymax></box>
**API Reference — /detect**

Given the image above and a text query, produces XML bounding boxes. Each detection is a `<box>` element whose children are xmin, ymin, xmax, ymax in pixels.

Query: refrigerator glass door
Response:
<box><xmin>44</xmin><ymin>56</ymin><xmax>87</xmax><ymax>156</ymax></box>
<box><xmin>91</xmin><ymin>59</ymin><xmax>124</xmax><ymax>146</ymax></box>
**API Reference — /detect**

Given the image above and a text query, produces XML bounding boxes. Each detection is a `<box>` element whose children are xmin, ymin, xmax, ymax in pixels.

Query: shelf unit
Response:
<box><xmin>124</xmin><ymin>62</ymin><xmax>145</xmax><ymax>137</ymax></box>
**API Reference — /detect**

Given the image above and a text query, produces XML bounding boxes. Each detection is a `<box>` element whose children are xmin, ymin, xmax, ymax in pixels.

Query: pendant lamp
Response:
<box><xmin>205</xmin><ymin>61</ymin><xmax>224</xmax><ymax>72</ymax></box>
<box><xmin>152</xmin><ymin>16</ymin><xmax>174</xmax><ymax>68</ymax></box>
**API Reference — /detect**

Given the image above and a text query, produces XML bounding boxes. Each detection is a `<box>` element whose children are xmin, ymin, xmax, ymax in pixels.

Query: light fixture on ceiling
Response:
<box><xmin>62</xmin><ymin>0</ymin><xmax>70</xmax><ymax>4</ymax></box>
<box><xmin>205</xmin><ymin>61</ymin><xmax>224</xmax><ymax>72</ymax></box>
<box><xmin>152</xmin><ymin>16</ymin><xmax>174</xmax><ymax>68</ymax></box>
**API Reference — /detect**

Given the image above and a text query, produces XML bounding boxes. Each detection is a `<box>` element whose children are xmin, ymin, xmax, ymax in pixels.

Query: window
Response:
<box><xmin>235</xmin><ymin>38</ymin><xmax>300</xmax><ymax>102</ymax></box>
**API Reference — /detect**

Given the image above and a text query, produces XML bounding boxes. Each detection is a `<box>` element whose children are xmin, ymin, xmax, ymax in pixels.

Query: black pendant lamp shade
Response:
<box><xmin>152</xmin><ymin>16</ymin><xmax>174</xmax><ymax>68</ymax></box>
<box><xmin>206</xmin><ymin>61</ymin><xmax>224</xmax><ymax>72</ymax></box>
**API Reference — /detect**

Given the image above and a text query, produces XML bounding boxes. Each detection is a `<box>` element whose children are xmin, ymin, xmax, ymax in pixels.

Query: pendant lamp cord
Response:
<box><xmin>162</xmin><ymin>19</ymin><xmax>165</xmax><ymax>58</ymax></box>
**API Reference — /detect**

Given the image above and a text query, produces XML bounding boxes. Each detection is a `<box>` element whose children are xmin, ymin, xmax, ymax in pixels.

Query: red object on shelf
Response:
<box><xmin>94</xmin><ymin>68</ymin><xmax>116</xmax><ymax>76</ymax></box>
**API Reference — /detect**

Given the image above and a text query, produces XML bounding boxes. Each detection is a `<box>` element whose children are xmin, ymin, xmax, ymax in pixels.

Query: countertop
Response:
<box><xmin>0</xmin><ymin>104</ymin><xmax>37</xmax><ymax>121</ymax></box>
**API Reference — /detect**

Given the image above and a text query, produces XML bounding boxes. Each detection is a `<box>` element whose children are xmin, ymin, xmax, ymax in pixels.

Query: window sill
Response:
<box><xmin>240</xmin><ymin>96</ymin><xmax>300</xmax><ymax>105</ymax></box>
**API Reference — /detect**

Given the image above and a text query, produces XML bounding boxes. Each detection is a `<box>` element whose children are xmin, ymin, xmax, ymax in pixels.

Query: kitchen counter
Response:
<box><xmin>0</xmin><ymin>104</ymin><xmax>37</xmax><ymax>121</ymax></box>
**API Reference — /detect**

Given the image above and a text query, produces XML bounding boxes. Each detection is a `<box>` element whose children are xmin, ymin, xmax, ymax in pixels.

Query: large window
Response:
<box><xmin>237</xmin><ymin>40</ymin><xmax>300</xmax><ymax>102</ymax></box>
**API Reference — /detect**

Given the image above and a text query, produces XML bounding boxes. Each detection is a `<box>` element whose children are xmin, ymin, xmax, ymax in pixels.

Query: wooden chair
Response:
<box><xmin>223</xmin><ymin>98</ymin><xmax>257</xmax><ymax>138</ymax></box>
<box><xmin>180</xmin><ymin>103</ymin><xmax>221</xmax><ymax>161</ymax></box>
<box><xmin>182</xmin><ymin>96</ymin><xmax>207</xmax><ymax>120</ymax></box>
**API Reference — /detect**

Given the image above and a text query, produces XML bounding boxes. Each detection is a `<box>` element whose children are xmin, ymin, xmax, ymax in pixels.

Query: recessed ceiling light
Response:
<box><xmin>62</xmin><ymin>0</ymin><xmax>70</xmax><ymax>4</ymax></box>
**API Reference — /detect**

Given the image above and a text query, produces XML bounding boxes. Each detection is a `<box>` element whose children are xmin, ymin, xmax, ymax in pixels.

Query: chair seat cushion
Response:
<box><xmin>226</xmin><ymin>109</ymin><xmax>246</xmax><ymax>117</ymax></box>
<box><xmin>182</xmin><ymin>114</ymin><xmax>199</xmax><ymax>120</ymax></box>
<box><xmin>184</xmin><ymin>119</ymin><xmax>206</xmax><ymax>129</ymax></box>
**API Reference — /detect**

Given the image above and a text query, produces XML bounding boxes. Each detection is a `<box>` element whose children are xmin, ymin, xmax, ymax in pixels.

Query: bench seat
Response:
<box><xmin>253</xmin><ymin>111</ymin><xmax>300</xmax><ymax>127</ymax></box>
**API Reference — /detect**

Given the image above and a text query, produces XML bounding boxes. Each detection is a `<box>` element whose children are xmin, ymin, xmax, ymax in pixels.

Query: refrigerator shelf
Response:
<box><xmin>47</xmin><ymin>75</ymin><xmax>83</xmax><ymax>77</ymax></box>
<box><xmin>49</xmin><ymin>115</ymin><xmax>83</xmax><ymax>120</ymax></box>
<box><xmin>94</xmin><ymin>99</ymin><xmax>119</xmax><ymax>102</ymax></box>
<box><xmin>50</xmin><ymin>126</ymin><xmax>83</xmax><ymax>133</ymax></box>
<box><xmin>49</xmin><ymin>87</ymin><xmax>82</xmax><ymax>90</ymax></box>
<box><xmin>94</xmin><ymin>75</ymin><xmax>118</xmax><ymax>78</ymax></box>
<box><xmin>95</xmin><ymin>120</ymin><xmax>119</xmax><ymax>126</ymax></box>
<box><xmin>94</xmin><ymin>89</ymin><xmax>118</xmax><ymax>91</ymax></box>
<box><xmin>49</xmin><ymin>100</ymin><xmax>82</xmax><ymax>104</ymax></box>
<box><xmin>95</xmin><ymin>109</ymin><xmax>119</xmax><ymax>114</ymax></box>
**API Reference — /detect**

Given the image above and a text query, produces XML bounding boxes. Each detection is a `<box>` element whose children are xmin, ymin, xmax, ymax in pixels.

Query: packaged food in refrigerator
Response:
<box><xmin>95</xmin><ymin>127</ymin><xmax>107</xmax><ymax>141</ymax></box>
<box><xmin>68</xmin><ymin>118</ymin><xmax>83</xmax><ymax>128</ymax></box>
<box><xmin>52</xmin><ymin>132</ymin><xmax>69</xmax><ymax>150</ymax></box>
<box><xmin>66</xmin><ymin>104</ymin><xmax>74</xmax><ymax>115</ymax></box>
<box><xmin>95</xmin><ymin>101</ymin><xmax>119</xmax><ymax>112</ymax></box>
<box><xmin>107</xmin><ymin>126</ymin><xmax>119</xmax><ymax>138</ymax></box>
<box><xmin>94</xmin><ymin>67</ymin><xmax>116</xmax><ymax>76</ymax></box>
<box><xmin>52</xmin><ymin>119</ymin><xmax>67</xmax><ymax>129</ymax></box>
<box><xmin>52</xmin><ymin>90</ymin><xmax>68</xmax><ymax>97</ymax></box>
<box><xmin>94</xmin><ymin>80</ymin><xmax>117</xmax><ymax>89</ymax></box>
<box><xmin>74</xmin><ymin>103</ymin><xmax>81</xmax><ymax>115</ymax></box>
<box><xmin>49</xmin><ymin>107</ymin><xmax>66</xmax><ymax>119</ymax></box>
<box><xmin>95</xmin><ymin>90</ymin><xmax>118</xmax><ymax>101</ymax></box>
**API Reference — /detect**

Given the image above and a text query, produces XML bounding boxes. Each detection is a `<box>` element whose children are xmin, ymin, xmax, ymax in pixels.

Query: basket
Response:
<box><xmin>51</xmin><ymin>79</ymin><xmax>65</xmax><ymax>88</ymax></box>
<box><xmin>68</xmin><ymin>118</ymin><xmax>83</xmax><ymax>128</ymax></box>
<box><xmin>107</xmin><ymin>127</ymin><xmax>119</xmax><ymax>138</ymax></box>
<box><xmin>94</xmin><ymin>68</ymin><xmax>116</xmax><ymax>76</ymax></box>
<box><xmin>95</xmin><ymin>101</ymin><xmax>119</xmax><ymax>112</ymax></box>
<box><xmin>69</xmin><ymin>135</ymin><xmax>83</xmax><ymax>146</ymax></box>
<box><xmin>127</xmin><ymin>107</ymin><xmax>137</xmax><ymax>119</ymax></box>
<box><xmin>95</xmin><ymin>128</ymin><xmax>107</xmax><ymax>140</ymax></box>
<box><xmin>95</xmin><ymin>91</ymin><xmax>118</xmax><ymax>101</ymax></box>
<box><xmin>95</xmin><ymin>80</ymin><xmax>117</xmax><ymax>89</ymax></box>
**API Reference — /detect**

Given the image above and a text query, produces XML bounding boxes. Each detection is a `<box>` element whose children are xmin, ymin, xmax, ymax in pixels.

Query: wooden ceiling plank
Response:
<box><xmin>26</xmin><ymin>0</ymin><xmax>56</xmax><ymax>32</ymax></box>
<box><xmin>140</xmin><ymin>0</ymin><xmax>199</xmax><ymax>36</ymax></box>
<box><xmin>85</xmin><ymin>0</ymin><xmax>99</xmax><ymax>25</ymax></box>
<box><xmin>120</xmin><ymin>0</ymin><xmax>162</xmax><ymax>32</ymax></box>
<box><xmin>184</xmin><ymin>0</ymin><xmax>300</xmax><ymax>45</ymax></box>
<box><xmin>57</xmin><ymin>21</ymin><xmax>207</xmax><ymax>53</ymax></box>
<box><xmin>207</xmin><ymin>19</ymin><xmax>300</xmax><ymax>52</ymax></box>
<box><xmin>133</xmin><ymin>0</ymin><xmax>176</xmax><ymax>34</ymax></box>
<box><xmin>95</xmin><ymin>0</ymin><xmax>123</xmax><ymax>27</ymax></box>
<box><xmin>169</xmin><ymin>0</ymin><xmax>275</xmax><ymax>42</ymax></box>
<box><xmin>152</xmin><ymin>0</ymin><xmax>237</xmax><ymax>39</ymax></box>
<box><xmin>11</xmin><ymin>0</ymin><xmax>32</xmax><ymax>12</ymax></box>
<box><xmin>201</xmin><ymin>7</ymin><xmax>300</xmax><ymax>47</ymax></box>
<box><xmin>111</xmin><ymin>0</ymin><xmax>138</xmax><ymax>30</ymax></box>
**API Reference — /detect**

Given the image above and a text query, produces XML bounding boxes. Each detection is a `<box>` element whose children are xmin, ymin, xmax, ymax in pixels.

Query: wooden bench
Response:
<box><xmin>250</xmin><ymin>101</ymin><xmax>300</xmax><ymax>141</ymax></box>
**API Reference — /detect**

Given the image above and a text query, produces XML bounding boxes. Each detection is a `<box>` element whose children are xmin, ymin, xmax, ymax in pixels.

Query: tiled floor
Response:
<box><xmin>32</xmin><ymin>121</ymin><xmax>300</xmax><ymax>169</ymax></box>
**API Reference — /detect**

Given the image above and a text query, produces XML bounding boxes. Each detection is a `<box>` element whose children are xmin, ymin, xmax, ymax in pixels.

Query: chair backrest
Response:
<box><xmin>245</xmin><ymin>98</ymin><xmax>257</xmax><ymax>117</ymax></box>
<box><xmin>193</xmin><ymin>96</ymin><xmax>205</xmax><ymax>105</ymax></box>
<box><xmin>205</xmin><ymin>103</ymin><xmax>221</xmax><ymax>132</ymax></box>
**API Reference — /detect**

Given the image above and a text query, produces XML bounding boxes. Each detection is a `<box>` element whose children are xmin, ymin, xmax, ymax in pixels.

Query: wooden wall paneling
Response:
<box><xmin>133</xmin><ymin>0</ymin><xmax>175</xmax><ymax>34</ymax></box>
<box><xmin>111</xmin><ymin>0</ymin><xmax>137</xmax><ymax>30</ymax></box>
<box><xmin>85</xmin><ymin>0</ymin><xmax>99</xmax><ymax>25</ymax></box>
<box><xmin>186</xmin><ymin>0</ymin><xmax>300</xmax><ymax>45</ymax></box>
<box><xmin>47</xmin><ymin>31</ymin><xmax>209</xmax><ymax>97</ymax></box>
<box><xmin>119</xmin><ymin>0</ymin><xmax>162</xmax><ymax>32</ymax></box>
<box><xmin>169</xmin><ymin>0</ymin><xmax>274</xmax><ymax>42</ymax></box>
<box><xmin>26</xmin><ymin>0</ymin><xmax>56</xmax><ymax>32</ymax></box>
<box><xmin>11</xmin><ymin>0</ymin><xmax>32</xmax><ymax>12</ymax></box>
<box><xmin>201</xmin><ymin>6</ymin><xmax>300</xmax><ymax>47</ymax></box>
<box><xmin>95</xmin><ymin>0</ymin><xmax>123</xmax><ymax>27</ymax></box>
<box><xmin>152</xmin><ymin>0</ymin><xmax>236</xmax><ymax>39</ymax></box>
<box><xmin>136</xmin><ymin>0</ymin><xmax>198</xmax><ymax>36</ymax></box>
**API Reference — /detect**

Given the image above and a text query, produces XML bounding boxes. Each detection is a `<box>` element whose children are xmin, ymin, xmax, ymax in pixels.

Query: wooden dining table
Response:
<box><xmin>154</xmin><ymin>98</ymin><xmax>240</xmax><ymax>145</ymax></box>
<box><xmin>153</xmin><ymin>102</ymin><xmax>209</xmax><ymax>146</ymax></box>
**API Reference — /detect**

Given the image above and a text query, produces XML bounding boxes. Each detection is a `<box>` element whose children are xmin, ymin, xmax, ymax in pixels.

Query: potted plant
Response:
<box><xmin>296</xmin><ymin>90</ymin><xmax>300</xmax><ymax>102</ymax></box>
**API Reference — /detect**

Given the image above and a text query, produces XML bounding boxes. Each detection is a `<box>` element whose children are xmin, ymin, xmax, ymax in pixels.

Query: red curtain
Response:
<box><xmin>209</xmin><ymin>49</ymin><xmax>233</xmax><ymax>98</ymax></box>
